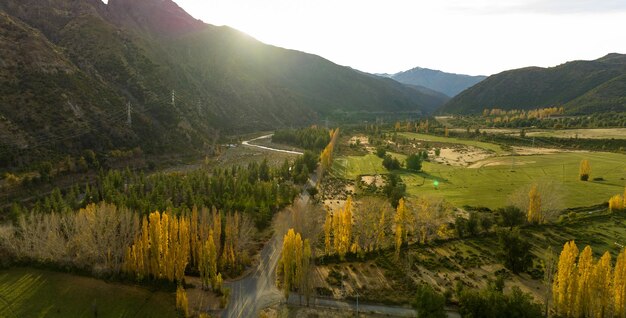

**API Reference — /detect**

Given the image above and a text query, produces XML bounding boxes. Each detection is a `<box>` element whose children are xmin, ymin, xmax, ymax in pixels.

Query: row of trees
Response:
<box><xmin>553</xmin><ymin>241</ymin><xmax>626</xmax><ymax>317</ymax></box>
<box><xmin>482</xmin><ymin>107</ymin><xmax>564</xmax><ymax>119</ymax></box>
<box><xmin>123</xmin><ymin>211</ymin><xmax>190</xmax><ymax>282</ymax></box>
<box><xmin>18</xmin><ymin>162</ymin><xmax>302</xmax><ymax>229</ymax></box>
<box><xmin>320</xmin><ymin>128</ymin><xmax>340</xmax><ymax>174</ymax></box>
<box><xmin>0</xmin><ymin>202</ymin><xmax>255</xmax><ymax>281</ymax></box>
<box><xmin>321</xmin><ymin>196</ymin><xmax>453</xmax><ymax>259</ymax></box>
<box><xmin>393</xmin><ymin>119</ymin><xmax>438</xmax><ymax>133</ymax></box>
<box><xmin>124</xmin><ymin>209</ymin><xmax>253</xmax><ymax>284</ymax></box>
<box><xmin>323</xmin><ymin>197</ymin><xmax>354</xmax><ymax>259</ymax></box>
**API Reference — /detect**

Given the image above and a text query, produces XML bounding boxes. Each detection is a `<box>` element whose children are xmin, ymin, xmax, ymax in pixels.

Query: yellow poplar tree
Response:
<box><xmin>278</xmin><ymin>229</ymin><xmax>307</xmax><ymax>300</ymax></box>
<box><xmin>609</xmin><ymin>194</ymin><xmax>625</xmax><ymax>212</ymax></box>
<box><xmin>591</xmin><ymin>252</ymin><xmax>612</xmax><ymax>318</ymax></box>
<box><xmin>553</xmin><ymin>240</ymin><xmax>579</xmax><ymax>317</ymax></box>
<box><xmin>574</xmin><ymin>246</ymin><xmax>593</xmax><ymax>317</ymax></box>
<box><xmin>579</xmin><ymin>159</ymin><xmax>591</xmax><ymax>181</ymax></box>
<box><xmin>394</xmin><ymin>198</ymin><xmax>408</xmax><ymax>256</ymax></box>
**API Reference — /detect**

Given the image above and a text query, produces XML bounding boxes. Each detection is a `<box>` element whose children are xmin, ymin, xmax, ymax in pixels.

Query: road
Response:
<box><xmin>221</xmin><ymin>230</ymin><xmax>284</xmax><ymax>318</ymax></box>
<box><xmin>241</xmin><ymin>134</ymin><xmax>303</xmax><ymax>155</ymax></box>
<box><xmin>224</xmin><ymin>135</ymin><xmax>456</xmax><ymax>317</ymax></box>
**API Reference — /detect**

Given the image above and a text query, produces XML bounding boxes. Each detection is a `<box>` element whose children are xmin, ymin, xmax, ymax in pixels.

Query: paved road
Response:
<box><xmin>221</xmin><ymin>232</ymin><xmax>284</xmax><ymax>318</ymax></box>
<box><xmin>241</xmin><ymin>134</ymin><xmax>303</xmax><ymax>155</ymax></box>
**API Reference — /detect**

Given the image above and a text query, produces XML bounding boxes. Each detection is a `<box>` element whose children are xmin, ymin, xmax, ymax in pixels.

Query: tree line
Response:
<box><xmin>10</xmin><ymin>160</ymin><xmax>305</xmax><ymax>228</ymax></box>
<box><xmin>272</xmin><ymin>126</ymin><xmax>331</xmax><ymax>151</ymax></box>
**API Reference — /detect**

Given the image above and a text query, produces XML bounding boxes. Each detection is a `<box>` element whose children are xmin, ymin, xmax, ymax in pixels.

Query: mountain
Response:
<box><xmin>439</xmin><ymin>53</ymin><xmax>626</xmax><ymax>115</ymax></box>
<box><xmin>0</xmin><ymin>0</ymin><xmax>444</xmax><ymax>167</ymax></box>
<box><xmin>389</xmin><ymin>67</ymin><xmax>487</xmax><ymax>97</ymax></box>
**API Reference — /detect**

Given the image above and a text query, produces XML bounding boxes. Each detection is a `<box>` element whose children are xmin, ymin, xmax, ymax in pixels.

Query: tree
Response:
<box><xmin>553</xmin><ymin>240</ymin><xmax>579</xmax><ymax>317</ymax></box>
<box><xmin>574</xmin><ymin>246</ymin><xmax>593</xmax><ymax>317</ymax></box>
<box><xmin>405</xmin><ymin>154</ymin><xmax>422</xmax><ymax>171</ymax></box>
<box><xmin>414</xmin><ymin>284</ymin><xmax>446</xmax><ymax>318</ymax></box>
<box><xmin>382</xmin><ymin>154</ymin><xmax>401</xmax><ymax>170</ymax></box>
<box><xmin>527</xmin><ymin>184</ymin><xmax>542</xmax><ymax>224</ymax></box>
<box><xmin>579</xmin><ymin>159</ymin><xmax>591</xmax><ymax>181</ymax></box>
<box><xmin>354</xmin><ymin>197</ymin><xmax>391</xmax><ymax>253</ymax></box>
<box><xmin>277</xmin><ymin>229</ymin><xmax>311</xmax><ymax>301</ymax></box>
<box><xmin>591</xmin><ymin>252</ymin><xmax>612</xmax><ymax>318</ymax></box>
<box><xmin>497</xmin><ymin>228</ymin><xmax>533</xmax><ymax>273</ymax></box>
<box><xmin>496</xmin><ymin>205</ymin><xmax>525</xmax><ymax>230</ymax></box>
<box><xmin>324</xmin><ymin>198</ymin><xmax>353</xmax><ymax>259</ymax></box>
<box><xmin>394</xmin><ymin>198</ymin><xmax>409</xmax><ymax>256</ymax></box>
<box><xmin>376</xmin><ymin>146</ymin><xmax>387</xmax><ymax>158</ymax></box>
<box><xmin>609</xmin><ymin>190</ymin><xmax>625</xmax><ymax>212</ymax></box>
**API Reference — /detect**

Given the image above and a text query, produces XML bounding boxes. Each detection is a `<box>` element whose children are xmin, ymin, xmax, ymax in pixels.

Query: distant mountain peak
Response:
<box><xmin>388</xmin><ymin>67</ymin><xmax>487</xmax><ymax>97</ymax></box>
<box><xmin>108</xmin><ymin>0</ymin><xmax>205</xmax><ymax>35</ymax></box>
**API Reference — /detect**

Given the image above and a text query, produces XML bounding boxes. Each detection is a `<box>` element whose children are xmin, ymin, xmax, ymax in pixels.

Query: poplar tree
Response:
<box><xmin>553</xmin><ymin>240</ymin><xmax>578</xmax><ymax>316</ymax></box>
<box><xmin>579</xmin><ymin>159</ymin><xmax>591</xmax><ymax>181</ymax></box>
<box><xmin>591</xmin><ymin>252</ymin><xmax>612</xmax><ymax>318</ymax></box>
<box><xmin>574</xmin><ymin>246</ymin><xmax>593</xmax><ymax>317</ymax></box>
<box><xmin>394</xmin><ymin>198</ymin><xmax>408</xmax><ymax>256</ymax></box>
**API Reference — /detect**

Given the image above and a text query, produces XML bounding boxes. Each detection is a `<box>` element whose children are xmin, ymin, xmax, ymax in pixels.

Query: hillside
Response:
<box><xmin>0</xmin><ymin>0</ymin><xmax>443</xmax><ymax>168</ymax></box>
<box><xmin>389</xmin><ymin>67</ymin><xmax>487</xmax><ymax>97</ymax></box>
<box><xmin>439</xmin><ymin>53</ymin><xmax>626</xmax><ymax>114</ymax></box>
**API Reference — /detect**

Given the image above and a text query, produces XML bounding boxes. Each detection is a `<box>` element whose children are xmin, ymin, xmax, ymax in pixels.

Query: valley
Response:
<box><xmin>1</xmin><ymin>0</ymin><xmax>626</xmax><ymax>317</ymax></box>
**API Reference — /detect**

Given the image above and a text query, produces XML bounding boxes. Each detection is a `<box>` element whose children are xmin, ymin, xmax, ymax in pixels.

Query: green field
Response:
<box><xmin>0</xmin><ymin>268</ymin><xmax>176</xmax><ymax>318</ymax></box>
<box><xmin>398</xmin><ymin>132</ymin><xmax>505</xmax><ymax>154</ymax></box>
<box><xmin>334</xmin><ymin>150</ymin><xmax>626</xmax><ymax>209</ymax></box>
<box><xmin>526</xmin><ymin>128</ymin><xmax>626</xmax><ymax>139</ymax></box>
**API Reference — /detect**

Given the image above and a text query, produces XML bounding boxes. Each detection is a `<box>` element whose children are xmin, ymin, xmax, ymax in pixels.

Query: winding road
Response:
<box><xmin>241</xmin><ymin>134</ymin><xmax>303</xmax><ymax>155</ymax></box>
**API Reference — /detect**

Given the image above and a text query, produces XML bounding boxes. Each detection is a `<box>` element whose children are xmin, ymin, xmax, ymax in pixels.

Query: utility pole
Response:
<box><xmin>126</xmin><ymin>102</ymin><xmax>132</xmax><ymax>126</ymax></box>
<box><xmin>171</xmin><ymin>90</ymin><xmax>176</xmax><ymax>108</ymax></box>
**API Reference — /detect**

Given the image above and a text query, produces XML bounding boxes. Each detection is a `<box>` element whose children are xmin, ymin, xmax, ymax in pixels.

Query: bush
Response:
<box><xmin>496</xmin><ymin>206</ymin><xmax>526</xmax><ymax>230</ymax></box>
<box><xmin>382</xmin><ymin>154</ymin><xmax>401</xmax><ymax>170</ymax></box>
<box><xmin>376</xmin><ymin>147</ymin><xmax>387</xmax><ymax>158</ymax></box>
<box><xmin>414</xmin><ymin>284</ymin><xmax>446</xmax><ymax>318</ymax></box>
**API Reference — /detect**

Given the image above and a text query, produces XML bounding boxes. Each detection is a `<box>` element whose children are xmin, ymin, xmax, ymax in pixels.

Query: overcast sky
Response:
<box><xmin>119</xmin><ymin>0</ymin><xmax>626</xmax><ymax>76</ymax></box>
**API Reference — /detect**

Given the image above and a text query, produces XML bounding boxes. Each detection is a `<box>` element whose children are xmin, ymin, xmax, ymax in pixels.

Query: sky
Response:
<box><xmin>114</xmin><ymin>0</ymin><xmax>626</xmax><ymax>76</ymax></box>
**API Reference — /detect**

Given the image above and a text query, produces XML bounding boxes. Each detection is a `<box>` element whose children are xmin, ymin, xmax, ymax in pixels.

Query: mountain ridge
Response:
<box><xmin>387</xmin><ymin>67</ymin><xmax>487</xmax><ymax>97</ymax></box>
<box><xmin>0</xmin><ymin>0</ymin><xmax>447</xmax><ymax>168</ymax></box>
<box><xmin>439</xmin><ymin>53</ymin><xmax>626</xmax><ymax>114</ymax></box>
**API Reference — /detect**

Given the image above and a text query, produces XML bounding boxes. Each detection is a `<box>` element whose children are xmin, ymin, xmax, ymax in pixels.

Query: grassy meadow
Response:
<box><xmin>0</xmin><ymin>268</ymin><xmax>176</xmax><ymax>318</ymax></box>
<box><xmin>334</xmin><ymin>145</ymin><xmax>626</xmax><ymax>209</ymax></box>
